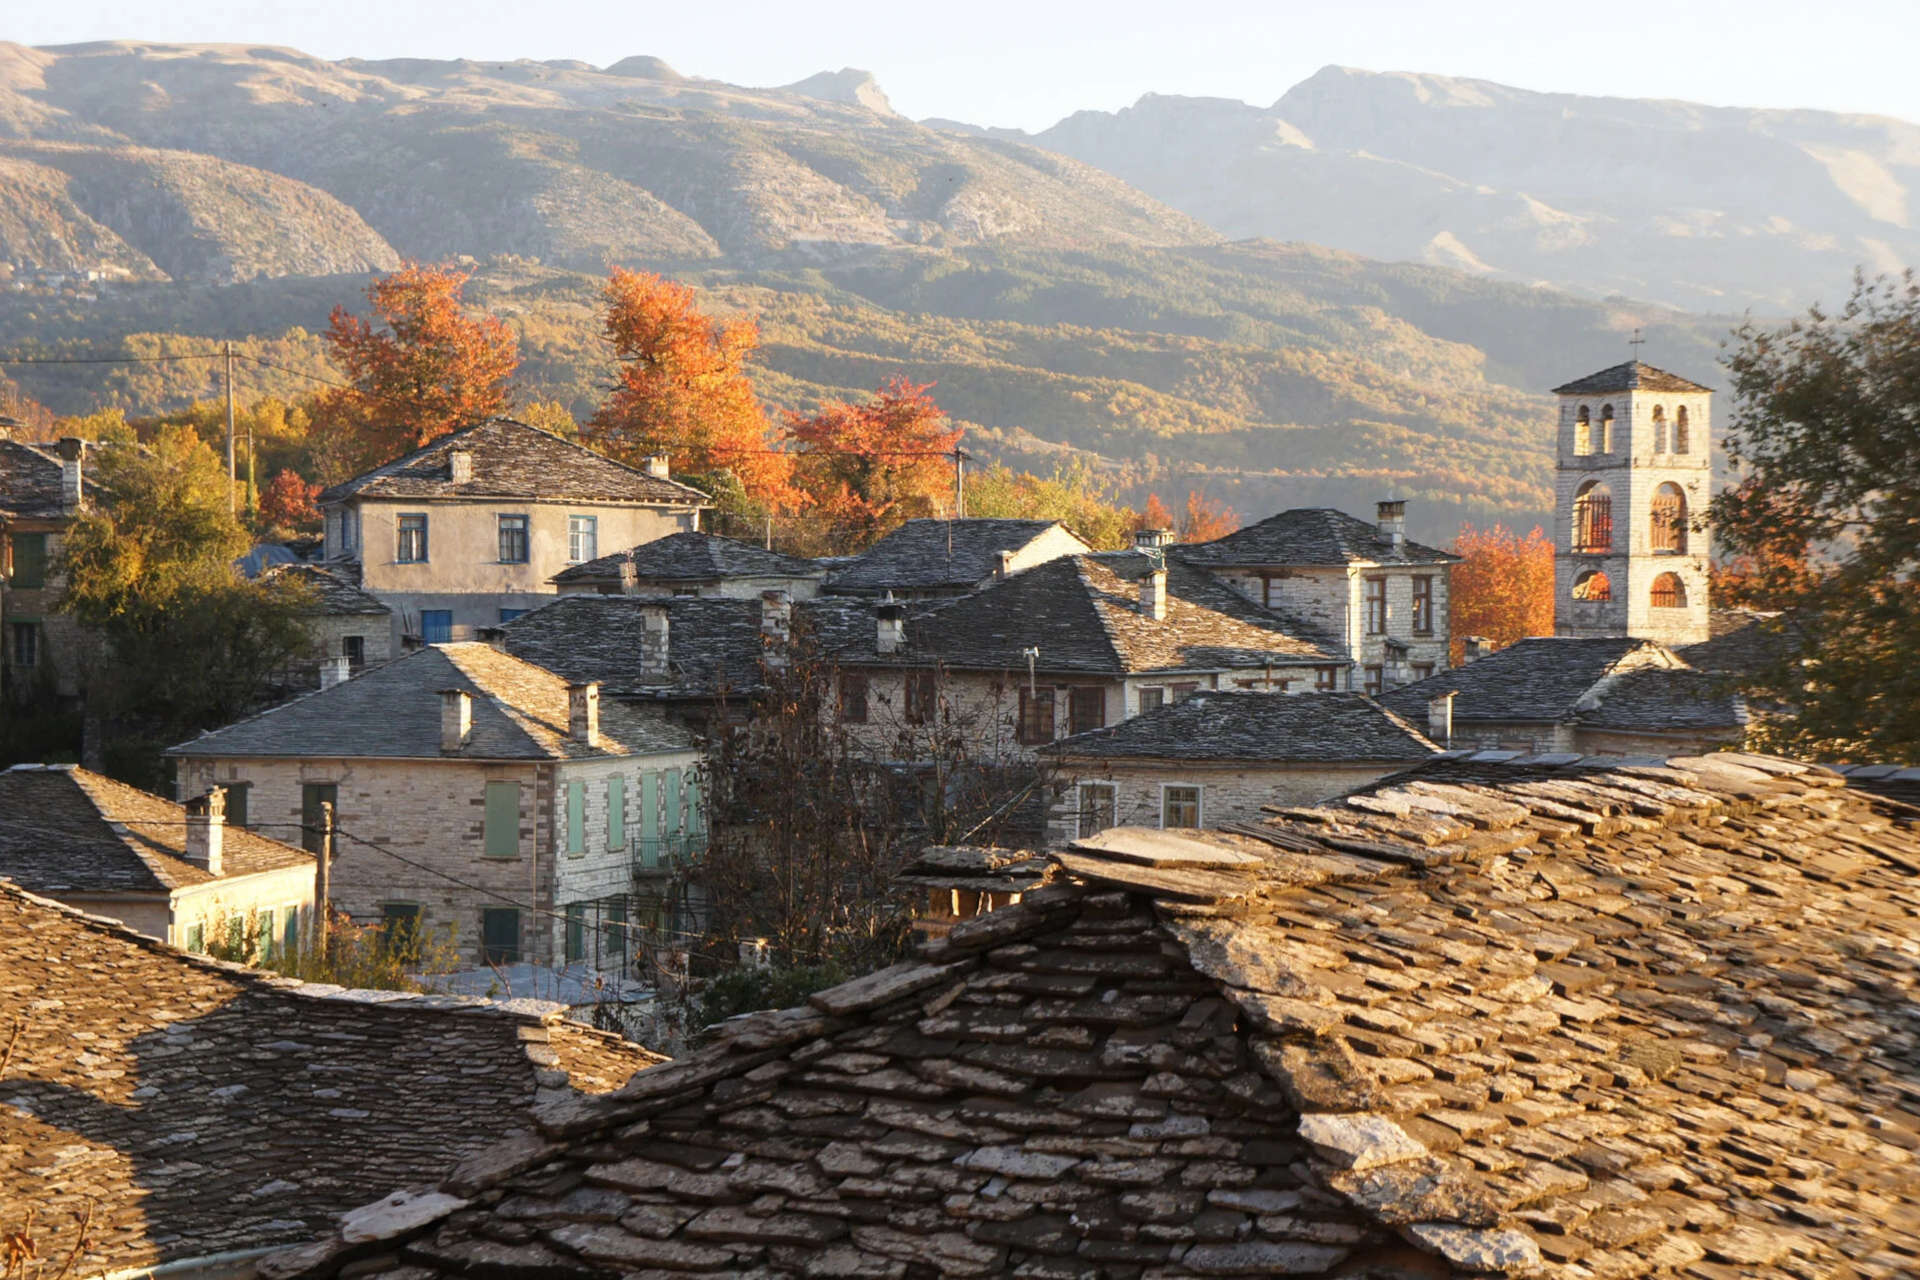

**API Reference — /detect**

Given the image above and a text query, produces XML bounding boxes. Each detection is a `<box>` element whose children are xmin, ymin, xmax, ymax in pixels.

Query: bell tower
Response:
<box><xmin>1550</xmin><ymin>360</ymin><xmax>1712</xmax><ymax>647</ymax></box>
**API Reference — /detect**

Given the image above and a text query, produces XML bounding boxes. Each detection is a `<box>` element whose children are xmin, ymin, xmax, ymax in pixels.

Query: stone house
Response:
<box><xmin>832</xmin><ymin>549</ymin><xmax>1348</xmax><ymax>764</ymax></box>
<box><xmin>0</xmin><ymin>880</ymin><xmax>659</xmax><ymax>1276</ymax></box>
<box><xmin>551</xmin><ymin>529</ymin><xmax>825</xmax><ymax>599</ymax></box>
<box><xmin>259</xmin><ymin>561</ymin><xmax>395</xmax><ymax>683</ymax></box>
<box><xmin>823</xmin><ymin>517</ymin><xmax>1090</xmax><ymax>600</ymax></box>
<box><xmin>0</xmin><ymin>436</ymin><xmax>97</xmax><ymax>700</ymax></box>
<box><xmin>0</xmin><ymin>762</ymin><xmax>314</xmax><ymax>955</ymax></box>
<box><xmin>317</xmin><ymin>418</ymin><xmax>708</xmax><ymax>649</ymax></box>
<box><xmin>1381</xmin><ymin>634</ymin><xmax>1747</xmax><ymax>755</ymax></box>
<box><xmin>277</xmin><ymin>750</ymin><xmax>1920</xmax><ymax>1279</ymax></box>
<box><xmin>1178</xmin><ymin>500</ymin><xmax>1458</xmax><ymax>694</ymax></box>
<box><xmin>169</xmin><ymin>642</ymin><xmax>706</xmax><ymax>973</ymax></box>
<box><xmin>1039</xmin><ymin>690</ymin><xmax>1438</xmax><ymax>841</ymax></box>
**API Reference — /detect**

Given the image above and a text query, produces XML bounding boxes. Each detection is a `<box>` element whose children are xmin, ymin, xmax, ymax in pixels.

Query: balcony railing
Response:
<box><xmin>631</xmin><ymin>828</ymin><xmax>710</xmax><ymax>874</ymax></box>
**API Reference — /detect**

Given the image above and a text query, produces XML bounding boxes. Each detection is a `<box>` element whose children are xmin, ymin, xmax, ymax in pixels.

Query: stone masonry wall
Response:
<box><xmin>1047</xmin><ymin>761</ymin><xmax>1407</xmax><ymax>844</ymax></box>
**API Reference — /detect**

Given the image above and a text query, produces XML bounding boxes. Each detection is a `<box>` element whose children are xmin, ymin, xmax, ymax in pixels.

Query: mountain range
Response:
<box><xmin>0</xmin><ymin>42</ymin><xmax>1906</xmax><ymax>539</ymax></box>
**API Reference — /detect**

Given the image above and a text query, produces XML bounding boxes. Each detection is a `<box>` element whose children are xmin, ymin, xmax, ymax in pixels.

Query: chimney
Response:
<box><xmin>643</xmin><ymin>455</ymin><xmax>670</xmax><ymax>480</ymax></box>
<box><xmin>474</xmin><ymin>625</ymin><xmax>508</xmax><ymax>650</ymax></box>
<box><xmin>1134</xmin><ymin>527</ymin><xmax>1174</xmax><ymax>551</ymax></box>
<box><xmin>1461</xmin><ymin>636</ymin><xmax>1493</xmax><ymax>663</ymax></box>
<box><xmin>1427</xmin><ymin>691</ymin><xmax>1455</xmax><ymax>747</ymax></box>
<box><xmin>1376</xmin><ymin>500</ymin><xmax>1407</xmax><ymax>552</ymax></box>
<box><xmin>448</xmin><ymin>449</ymin><xmax>474</xmax><ymax>484</ymax></box>
<box><xmin>440</xmin><ymin>689</ymin><xmax>472</xmax><ymax>753</ymax></box>
<box><xmin>639</xmin><ymin>604</ymin><xmax>671</xmax><ymax>680</ymax></box>
<box><xmin>876</xmin><ymin>598</ymin><xmax>907</xmax><ymax>655</ymax></box>
<box><xmin>183</xmin><ymin>786</ymin><xmax>226</xmax><ymax>877</ymax></box>
<box><xmin>1140</xmin><ymin>567</ymin><xmax>1168</xmax><ymax>621</ymax></box>
<box><xmin>318</xmin><ymin>655</ymin><xmax>351</xmax><ymax>689</ymax></box>
<box><xmin>618</xmin><ymin>555</ymin><xmax>639</xmax><ymax>595</ymax></box>
<box><xmin>569</xmin><ymin>682</ymin><xmax>601</xmax><ymax>747</ymax></box>
<box><xmin>56</xmin><ymin>437</ymin><xmax>83</xmax><ymax>513</ymax></box>
<box><xmin>997</xmin><ymin>549</ymin><xmax>1017</xmax><ymax>579</ymax></box>
<box><xmin>760</xmin><ymin>589</ymin><xmax>792</xmax><ymax>668</ymax></box>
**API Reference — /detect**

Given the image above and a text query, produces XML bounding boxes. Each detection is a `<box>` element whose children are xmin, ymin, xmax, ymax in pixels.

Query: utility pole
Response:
<box><xmin>223</xmin><ymin>340</ymin><xmax>237</xmax><ymax>514</ymax></box>
<box><xmin>315</xmin><ymin>800</ymin><xmax>333</xmax><ymax>959</ymax></box>
<box><xmin>953</xmin><ymin>447</ymin><xmax>967</xmax><ymax>520</ymax></box>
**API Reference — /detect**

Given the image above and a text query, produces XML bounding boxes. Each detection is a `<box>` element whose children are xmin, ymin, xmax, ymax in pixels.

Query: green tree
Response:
<box><xmin>964</xmin><ymin>458</ymin><xmax>1137</xmax><ymax>549</ymax></box>
<box><xmin>1712</xmin><ymin>272</ymin><xmax>1920</xmax><ymax>759</ymax></box>
<box><xmin>58</xmin><ymin>428</ymin><xmax>316</xmax><ymax>787</ymax></box>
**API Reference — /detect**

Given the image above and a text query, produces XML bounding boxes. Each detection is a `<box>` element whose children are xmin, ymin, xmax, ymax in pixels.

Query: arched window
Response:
<box><xmin>1574</xmin><ymin>404</ymin><xmax>1592</xmax><ymax>456</ymax></box>
<box><xmin>1572</xmin><ymin>480</ymin><xmax>1613</xmax><ymax>553</ymax></box>
<box><xmin>1572</xmin><ymin>569</ymin><xmax>1612</xmax><ymax>601</ymax></box>
<box><xmin>1650</xmin><ymin>482</ymin><xmax>1687</xmax><ymax>553</ymax></box>
<box><xmin>1650</xmin><ymin>572</ymin><xmax>1687</xmax><ymax>608</ymax></box>
<box><xmin>1674</xmin><ymin>406</ymin><xmax>1690</xmax><ymax>454</ymax></box>
<box><xmin>1599</xmin><ymin>404</ymin><xmax>1615</xmax><ymax>454</ymax></box>
<box><xmin>1652</xmin><ymin>405</ymin><xmax>1668</xmax><ymax>454</ymax></box>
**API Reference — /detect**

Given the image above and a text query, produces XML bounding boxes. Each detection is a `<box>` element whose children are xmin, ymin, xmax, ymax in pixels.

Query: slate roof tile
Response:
<box><xmin>1176</xmin><ymin>507</ymin><xmax>1457</xmax><ymax>568</ymax></box>
<box><xmin>259</xmin><ymin>562</ymin><xmax>392</xmax><ymax>616</ymax></box>
<box><xmin>1042</xmin><ymin>690</ymin><xmax>1440</xmax><ymax>763</ymax></box>
<box><xmin>824</xmin><ymin>518</ymin><xmax>1082</xmax><ymax>593</ymax></box>
<box><xmin>549</xmin><ymin>530</ymin><xmax>821</xmax><ymax>586</ymax></box>
<box><xmin>0</xmin><ymin>438</ymin><xmax>99</xmax><ymax>520</ymax></box>
<box><xmin>1549</xmin><ymin>361</ymin><xmax>1713</xmax><ymax>396</ymax></box>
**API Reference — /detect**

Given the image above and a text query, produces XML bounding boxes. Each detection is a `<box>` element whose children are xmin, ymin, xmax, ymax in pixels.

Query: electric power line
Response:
<box><xmin>0</xmin><ymin>351</ymin><xmax>227</xmax><ymax>365</ymax></box>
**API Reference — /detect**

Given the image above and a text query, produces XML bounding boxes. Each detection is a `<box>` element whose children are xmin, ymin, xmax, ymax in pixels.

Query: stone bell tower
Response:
<box><xmin>1550</xmin><ymin>360</ymin><xmax>1712</xmax><ymax>647</ymax></box>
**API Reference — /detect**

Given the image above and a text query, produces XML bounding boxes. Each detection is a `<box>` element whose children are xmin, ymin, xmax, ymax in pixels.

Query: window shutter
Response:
<box><xmin>483</xmin><ymin>781</ymin><xmax>519</xmax><ymax>857</ymax></box>
<box><xmin>608</xmin><ymin>776</ymin><xmax>626</xmax><ymax>850</ymax></box>
<box><xmin>566</xmin><ymin>781</ymin><xmax>585</xmax><ymax>854</ymax></box>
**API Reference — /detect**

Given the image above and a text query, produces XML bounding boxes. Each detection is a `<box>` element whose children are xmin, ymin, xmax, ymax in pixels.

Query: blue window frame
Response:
<box><xmin>498</xmin><ymin>608</ymin><xmax>527</xmax><ymax>623</ymax></box>
<box><xmin>420</xmin><ymin>610</ymin><xmax>453</xmax><ymax>644</ymax></box>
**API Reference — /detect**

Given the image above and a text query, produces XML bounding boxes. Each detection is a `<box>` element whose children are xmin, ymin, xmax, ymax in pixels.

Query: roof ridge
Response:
<box><xmin>1069</xmin><ymin>554</ymin><xmax>1134</xmax><ymax>673</ymax></box>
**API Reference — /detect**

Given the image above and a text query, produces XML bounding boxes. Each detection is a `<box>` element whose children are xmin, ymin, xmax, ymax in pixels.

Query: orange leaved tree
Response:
<box><xmin>586</xmin><ymin>269</ymin><xmax>792</xmax><ymax>502</ymax></box>
<box><xmin>257</xmin><ymin>469</ymin><xmax>322</xmax><ymax>534</ymax></box>
<box><xmin>786</xmin><ymin>378</ymin><xmax>962</xmax><ymax>552</ymax></box>
<box><xmin>1448</xmin><ymin>521</ymin><xmax>1556</xmax><ymax>660</ymax></box>
<box><xmin>1132</xmin><ymin>491</ymin><xmax>1239</xmax><ymax>544</ymax></box>
<box><xmin>321</xmin><ymin>263</ymin><xmax>518</xmax><ymax>468</ymax></box>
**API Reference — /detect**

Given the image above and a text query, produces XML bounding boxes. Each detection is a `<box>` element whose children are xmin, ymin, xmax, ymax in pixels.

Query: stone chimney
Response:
<box><xmin>618</xmin><ymin>555</ymin><xmax>639</xmax><ymax>595</ymax></box>
<box><xmin>183</xmin><ymin>786</ymin><xmax>226</xmax><ymax>877</ymax></box>
<box><xmin>1461</xmin><ymin>636</ymin><xmax>1493</xmax><ymax>663</ymax></box>
<box><xmin>56</xmin><ymin>437</ymin><xmax>83</xmax><ymax>513</ymax></box>
<box><xmin>643</xmin><ymin>455</ymin><xmax>670</xmax><ymax>480</ymax></box>
<box><xmin>569</xmin><ymin>682</ymin><xmax>600</xmax><ymax>747</ymax></box>
<box><xmin>1376</xmin><ymin>500</ymin><xmax>1407</xmax><ymax>552</ymax></box>
<box><xmin>997</xmin><ymin>549</ymin><xmax>1017</xmax><ymax>579</ymax></box>
<box><xmin>1140</xmin><ymin>568</ymin><xmax>1168</xmax><ymax>621</ymax></box>
<box><xmin>876</xmin><ymin>598</ymin><xmax>907</xmax><ymax>655</ymax></box>
<box><xmin>639</xmin><ymin>604</ymin><xmax>671</xmax><ymax>680</ymax></box>
<box><xmin>318</xmin><ymin>655</ymin><xmax>351</xmax><ymax>689</ymax></box>
<box><xmin>760</xmin><ymin>590</ymin><xmax>792</xmax><ymax>669</ymax></box>
<box><xmin>448</xmin><ymin>449</ymin><xmax>474</xmax><ymax>484</ymax></box>
<box><xmin>1134</xmin><ymin>527</ymin><xmax>1174</xmax><ymax>551</ymax></box>
<box><xmin>1427</xmin><ymin>691</ymin><xmax>1455</xmax><ymax>747</ymax></box>
<box><xmin>440</xmin><ymin>689</ymin><xmax>472</xmax><ymax>753</ymax></box>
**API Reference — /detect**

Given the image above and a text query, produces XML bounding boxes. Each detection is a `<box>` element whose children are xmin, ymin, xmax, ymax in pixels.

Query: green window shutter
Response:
<box><xmin>258</xmin><ymin>910</ymin><xmax>275</xmax><ymax>962</ymax></box>
<box><xmin>607</xmin><ymin>776</ymin><xmax>626</xmax><ymax>850</ymax></box>
<box><xmin>564</xmin><ymin>904</ymin><xmax>586</xmax><ymax>963</ymax></box>
<box><xmin>10</xmin><ymin>533</ymin><xmax>48</xmax><ymax>589</ymax></box>
<box><xmin>566</xmin><ymin>781</ymin><xmax>585</xmax><ymax>855</ymax></box>
<box><xmin>185</xmin><ymin>922</ymin><xmax>204</xmax><ymax>953</ymax></box>
<box><xmin>664</xmin><ymin>769</ymin><xmax>682</xmax><ymax>838</ymax></box>
<box><xmin>687</xmin><ymin>772</ymin><xmax>705</xmax><ymax>838</ymax></box>
<box><xmin>282</xmin><ymin>909</ymin><xmax>299</xmax><ymax>958</ymax></box>
<box><xmin>483</xmin><ymin>781</ymin><xmax>519</xmax><ymax>857</ymax></box>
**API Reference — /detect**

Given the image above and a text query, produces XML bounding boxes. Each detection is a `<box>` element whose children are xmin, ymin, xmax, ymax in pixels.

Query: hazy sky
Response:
<box><xmin>11</xmin><ymin>0</ymin><xmax>1919</xmax><ymax>130</ymax></box>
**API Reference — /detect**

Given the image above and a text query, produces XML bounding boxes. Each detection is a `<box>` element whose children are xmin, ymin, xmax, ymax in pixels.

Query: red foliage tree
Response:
<box><xmin>1134</xmin><ymin>493</ymin><xmax>1175</xmax><ymax>533</ymax></box>
<box><xmin>1179</xmin><ymin>491</ymin><xmax>1239</xmax><ymax>543</ymax></box>
<box><xmin>786</xmin><ymin>377</ymin><xmax>962</xmax><ymax>551</ymax></box>
<box><xmin>321</xmin><ymin>263</ymin><xmax>518</xmax><ymax>468</ymax></box>
<box><xmin>1448</xmin><ymin>522</ymin><xmax>1556</xmax><ymax>660</ymax></box>
<box><xmin>586</xmin><ymin>269</ymin><xmax>793</xmax><ymax>502</ymax></box>
<box><xmin>257</xmin><ymin>469</ymin><xmax>321</xmax><ymax>533</ymax></box>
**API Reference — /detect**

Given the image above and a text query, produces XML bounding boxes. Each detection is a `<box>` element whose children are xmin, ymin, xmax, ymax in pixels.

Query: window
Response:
<box><xmin>1138</xmin><ymin>687</ymin><xmax>1165</xmax><ymax>714</ymax></box>
<box><xmin>1411</xmin><ymin>576</ymin><xmax>1434</xmax><ymax>635</ymax></box>
<box><xmin>1572</xmin><ymin>481</ymin><xmax>1613</xmax><ymax>553</ymax></box>
<box><xmin>1599</xmin><ymin>404</ymin><xmax>1615</xmax><ymax>453</ymax></box>
<box><xmin>1363</xmin><ymin>665</ymin><xmax>1384</xmax><ymax>697</ymax></box>
<box><xmin>9</xmin><ymin>621</ymin><xmax>40</xmax><ymax>668</ymax></box>
<box><xmin>1364</xmin><ymin>576</ymin><xmax>1387</xmax><ymax>636</ymax></box>
<box><xmin>281</xmin><ymin>908</ymin><xmax>299</xmax><ymax>959</ymax></box>
<box><xmin>258</xmin><ymin>909</ymin><xmax>276</xmax><ymax>962</ymax></box>
<box><xmin>1077</xmin><ymin>783</ymin><xmax>1117</xmax><ymax>839</ymax></box>
<box><xmin>1573</xmin><ymin>405</ymin><xmax>1592</xmax><ymax>456</ymax></box>
<box><xmin>1411</xmin><ymin>662</ymin><xmax>1435</xmax><ymax>683</ymax></box>
<box><xmin>9</xmin><ymin>533</ymin><xmax>47</xmax><ymax>589</ymax></box>
<box><xmin>1674</xmin><ymin>406</ymin><xmax>1691</xmax><ymax>454</ymax></box>
<box><xmin>1170</xmin><ymin>682</ymin><xmax>1200</xmax><ymax>703</ymax></box>
<box><xmin>420</xmin><ymin>610</ymin><xmax>453</xmax><ymax>644</ymax></box>
<box><xmin>672</xmin><ymin>586</ymin><xmax>700</xmax><ymax>597</ymax></box>
<box><xmin>1162</xmin><ymin>785</ymin><xmax>1201</xmax><ymax>830</ymax></box>
<box><xmin>380</xmin><ymin>903</ymin><xmax>420</xmax><ymax>955</ymax></box>
<box><xmin>608</xmin><ymin>776</ymin><xmax>626</xmax><ymax>851</ymax></box>
<box><xmin>483</xmin><ymin>780</ymin><xmax>519</xmax><ymax>857</ymax></box>
<box><xmin>1315</xmin><ymin>666</ymin><xmax>1339</xmax><ymax>691</ymax></box>
<box><xmin>397</xmin><ymin>514</ymin><xmax>428</xmax><ymax>563</ymax></box>
<box><xmin>342</xmin><ymin>635</ymin><xmax>365</xmax><ymax>668</ymax></box>
<box><xmin>602</xmin><ymin>901</ymin><xmax>628</xmax><ymax>957</ymax></box>
<box><xmin>497</xmin><ymin>514</ymin><xmax>530</xmax><ymax>563</ymax></box>
<box><xmin>567</xmin><ymin>515</ymin><xmax>597</xmax><ymax>563</ymax></box>
<box><xmin>1572</xmin><ymin>568</ymin><xmax>1612</xmax><ymax>602</ymax></box>
<box><xmin>1651</xmin><ymin>405</ymin><xmax>1668</xmax><ymax>454</ymax></box>
<box><xmin>480</xmin><ymin>907</ymin><xmax>520</xmax><ymax>964</ymax></box>
<box><xmin>1017</xmin><ymin>687</ymin><xmax>1055</xmax><ymax>745</ymax></box>
<box><xmin>1650</xmin><ymin>483</ymin><xmax>1688</xmax><ymax>553</ymax></box>
<box><xmin>1068</xmin><ymin>687</ymin><xmax>1106</xmax><ymax>736</ymax></box>
<box><xmin>566</xmin><ymin>780</ymin><xmax>585</xmax><ymax>855</ymax></box>
<box><xmin>905</xmin><ymin>670</ymin><xmax>938</xmax><ymax>725</ymax></box>
<box><xmin>1651</xmin><ymin>572</ymin><xmax>1688</xmax><ymax>609</ymax></box>
<box><xmin>498</xmin><ymin>608</ymin><xmax>526</xmax><ymax>623</ymax></box>
<box><xmin>564</xmin><ymin>904</ymin><xmax>586</xmax><ymax>963</ymax></box>
<box><xmin>300</xmin><ymin>783</ymin><xmax>337</xmax><ymax>854</ymax></box>
<box><xmin>840</xmin><ymin>673</ymin><xmax>869</xmax><ymax>724</ymax></box>
<box><xmin>224</xmin><ymin>782</ymin><xmax>251</xmax><ymax>830</ymax></box>
<box><xmin>664</xmin><ymin>769</ymin><xmax>683</xmax><ymax>838</ymax></box>
<box><xmin>638</xmin><ymin>772</ymin><xmax>661</xmax><ymax>867</ymax></box>
<box><xmin>185</xmin><ymin>922</ymin><xmax>204</xmax><ymax>953</ymax></box>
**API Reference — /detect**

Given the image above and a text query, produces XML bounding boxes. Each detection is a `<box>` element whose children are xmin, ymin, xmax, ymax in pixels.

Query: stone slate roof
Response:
<box><xmin>1550</xmin><ymin>360</ymin><xmax>1712</xmax><ymax>396</ymax></box>
<box><xmin>1176</xmin><ymin>507</ymin><xmax>1457</xmax><ymax>568</ymax></box>
<box><xmin>0</xmin><ymin>881</ymin><xmax>661</xmax><ymax>1273</ymax></box>
<box><xmin>269</xmin><ymin>751</ymin><xmax>1920</xmax><ymax>1280</ymax></box>
<box><xmin>1834</xmin><ymin>763</ymin><xmax>1920</xmax><ymax>811</ymax></box>
<box><xmin>895</xmin><ymin>844</ymin><xmax>1051</xmax><ymax>894</ymax></box>
<box><xmin>1572</xmin><ymin>667</ymin><xmax>1749</xmax><ymax>733</ymax></box>
<box><xmin>1677</xmin><ymin>607</ymin><xmax>1800</xmax><ymax>678</ymax></box>
<box><xmin>169</xmin><ymin>643</ymin><xmax>697</xmax><ymax>760</ymax></box>
<box><xmin>550</xmin><ymin>530</ymin><xmax>822</xmax><ymax>587</ymax></box>
<box><xmin>0</xmin><ymin>438</ymin><xmax>99</xmax><ymax>521</ymax></box>
<box><xmin>843</xmin><ymin>552</ymin><xmax>1345</xmax><ymax>675</ymax></box>
<box><xmin>502</xmin><ymin>595</ymin><xmax>874</xmax><ymax>699</ymax></box>
<box><xmin>824</xmin><ymin>518</ymin><xmax>1082</xmax><ymax>593</ymax></box>
<box><xmin>260</xmin><ymin>562</ymin><xmax>392</xmax><ymax>617</ymax></box>
<box><xmin>0</xmin><ymin>764</ymin><xmax>311</xmax><ymax>895</ymax></box>
<box><xmin>1381</xmin><ymin>637</ymin><xmax>1665</xmax><ymax>724</ymax></box>
<box><xmin>1043</xmin><ymin>690</ymin><xmax>1440</xmax><ymax>763</ymax></box>
<box><xmin>316</xmin><ymin>419</ymin><xmax>708</xmax><ymax>507</ymax></box>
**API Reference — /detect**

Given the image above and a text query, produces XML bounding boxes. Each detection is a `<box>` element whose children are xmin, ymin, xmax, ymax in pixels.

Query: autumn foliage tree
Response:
<box><xmin>786</xmin><ymin>377</ymin><xmax>962</xmax><ymax>551</ymax></box>
<box><xmin>256</xmin><ymin>469</ymin><xmax>322</xmax><ymax>534</ymax></box>
<box><xmin>586</xmin><ymin>269</ymin><xmax>793</xmax><ymax>501</ymax></box>
<box><xmin>1448</xmin><ymin>522</ymin><xmax>1556</xmax><ymax>659</ymax></box>
<box><xmin>321</xmin><ymin>263</ymin><xmax>518</xmax><ymax>469</ymax></box>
